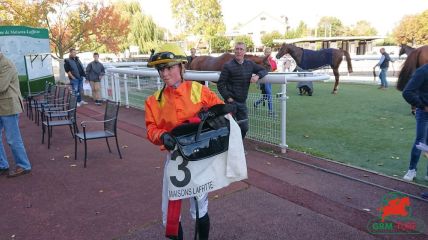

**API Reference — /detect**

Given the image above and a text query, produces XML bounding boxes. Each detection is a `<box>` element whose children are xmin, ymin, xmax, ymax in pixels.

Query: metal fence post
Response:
<box><xmin>100</xmin><ymin>74</ymin><xmax>107</xmax><ymax>100</ymax></box>
<box><xmin>124</xmin><ymin>74</ymin><xmax>129</xmax><ymax>108</ymax></box>
<box><xmin>156</xmin><ymin>76</ymin><xmax>162</xmax><ymax>90</ymax></box>
<box><xmin>137</xmin><ymin>75</ymin><xmax>141</xmax><ymax>90</ymax></box>
<box><xmin>115</xmin><ymin>73</ymin><xmax>121</xmax><ymax>103</ymax></box>
<box><xmin>111</xmin><ymin>74</ymin><xmax>116</xmax><ymax>101</ymax></box>
<box><xmin>280</xmin><ymin>77</ymin><xmax>288</xmax><ymax>153</ymax></box>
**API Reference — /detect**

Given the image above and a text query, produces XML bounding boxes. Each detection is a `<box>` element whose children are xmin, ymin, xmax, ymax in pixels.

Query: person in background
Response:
<box><xmin>187</xmin><ymin>47</ymin><xmax>197</xmax><ymax>64</ymax></box>
<box><xmin>254</xmin><ymin>47</ymin><xmax>277</xmax><ymax>115</ymax></box>
<box><xmin>145</xmin><ymin>43</ymin><xmax>224</xmax><ymax>240</ymax></box>
<box><xmin>402</xmin><ymin>64</ymin><xmax>428</xmax><ymax>183</ymax></box>
<box><xmin>0</xmin><ymin>49</ymin><xmax>32</xmax><ymax>178</ymax></box>
<box><xmin>85</xmin><ymin>52</ymin><xmax>105</xmax><ymax>105</ymax></box>
<box><xmin>373</xmin><ymin>48</ymin><xmax>391</xmax><ymax>89</ymax></box>
<box><xmin>217</xmin><ymin>42</ymin><xmax>268</xmax><ymax>139</ymax></box>
<box><xmin>64</xmin><ymin>48</ymin><xmax>87</xmax><ymax>107</ymax></box>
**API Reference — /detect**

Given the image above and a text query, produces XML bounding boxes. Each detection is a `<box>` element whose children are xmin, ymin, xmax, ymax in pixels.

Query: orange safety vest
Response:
<box><xmin>145</xmin><ymin>81</ymin><xmax>224</xmax><ymax>149</ymax></box>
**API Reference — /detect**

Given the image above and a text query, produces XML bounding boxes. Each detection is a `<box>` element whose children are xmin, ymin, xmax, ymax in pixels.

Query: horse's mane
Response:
<box><xmin>397</xmin><ymin>49</ymin><xmax>421</xmax><ymax>91</ymax></box>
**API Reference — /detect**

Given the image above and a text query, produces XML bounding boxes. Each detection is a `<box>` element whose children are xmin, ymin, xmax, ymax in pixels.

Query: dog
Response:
<box><xmin>298</xmin><ymin>85</ymin><xmax>313</xmax><ymax>96</ymax></box>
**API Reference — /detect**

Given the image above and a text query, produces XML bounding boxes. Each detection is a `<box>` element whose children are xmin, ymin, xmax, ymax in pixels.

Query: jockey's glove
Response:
<box><xmin>161</xmin><ymin>132</ymin><xmax>176</xmax><ymax>151</ymax></box>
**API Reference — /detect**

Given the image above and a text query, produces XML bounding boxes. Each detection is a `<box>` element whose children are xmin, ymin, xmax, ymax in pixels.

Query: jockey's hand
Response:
<box><xmin>161</xmin><ymin>132</ymin><xmax>176</xmax><ymax>151</ymax></box>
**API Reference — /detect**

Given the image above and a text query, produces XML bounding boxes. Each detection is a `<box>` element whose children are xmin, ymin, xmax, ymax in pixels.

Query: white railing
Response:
<box><xmin>102</xmin><ymin>66</ymin><xmax>330</xmax><ymax>152</ymax></box>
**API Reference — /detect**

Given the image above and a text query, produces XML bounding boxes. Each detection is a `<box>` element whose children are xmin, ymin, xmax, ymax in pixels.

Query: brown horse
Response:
<box><xmin>398</xmin><ymin>44</ymin><xmax>415</xmax><ymax>58</ymax></box>
<box><xmin>275</xmin><ymin>43</ymin><xmax>353</xmax><ymax>94</ymax></box>
<box><xmin>188</xmin><ymin>53</ymin><xmax>271</xmax><ymax>71</ymax></box>
<box><xmin>396</xmin><ymin>45</ymin><xmax>428</xmax><ymax>91</ymax></box>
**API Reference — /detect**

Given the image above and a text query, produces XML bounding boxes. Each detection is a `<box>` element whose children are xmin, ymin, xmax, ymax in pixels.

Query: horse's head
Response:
<box><xmin>398</xmin><ymin>44</ymin><xmax>406</xmax><ymax>57</ymax></box>
<box><xmin>262</xmin><ymin>55</ymin><xmax>272</xmax><ymax>72</ymax></box>
<box><xmin>276</xmin><ymin>43</ymin><xmax>289</xmax><ymax>59</ymax></box>
<box><xmin>244</xmin><ymin>54</ymin><xmax>271</xmax><ymax>71</ymax></box>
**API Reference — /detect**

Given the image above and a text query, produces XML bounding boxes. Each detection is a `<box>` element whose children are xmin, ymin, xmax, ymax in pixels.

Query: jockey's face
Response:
<box><xmin>234</xmin><ymin>43</ymin><xmax>246</xmax><ymax>63</ymax></box>
<box><xmin>159</xmin><ymin>64</ymin><xmax>182</xmax><ymax>87</ymax></box>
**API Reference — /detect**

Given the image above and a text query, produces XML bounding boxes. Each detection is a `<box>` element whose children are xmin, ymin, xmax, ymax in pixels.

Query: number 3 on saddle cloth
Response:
<box><xmin>166</xmin><ymin>111</ymin><xmax>248</xmax><ymax>201</ymax></box>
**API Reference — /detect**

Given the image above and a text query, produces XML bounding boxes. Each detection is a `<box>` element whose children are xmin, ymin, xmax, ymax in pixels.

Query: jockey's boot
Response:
<box><xmin>198</xmin><ymin>213</ymin><xmax>210</xmax><ymax>240</ymax></box>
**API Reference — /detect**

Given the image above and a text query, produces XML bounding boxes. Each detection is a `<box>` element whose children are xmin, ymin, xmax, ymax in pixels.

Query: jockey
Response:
<box><xmin>145</xmin><ymin>43</ymin><xmax>224</xmax><ymax>240</ymax></box>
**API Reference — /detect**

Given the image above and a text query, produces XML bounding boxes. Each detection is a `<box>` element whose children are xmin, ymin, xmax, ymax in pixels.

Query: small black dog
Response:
<box><xmin>298</xmin><ymin>85</ymin><xmax>313</xmax><ymax>96</ymax></box>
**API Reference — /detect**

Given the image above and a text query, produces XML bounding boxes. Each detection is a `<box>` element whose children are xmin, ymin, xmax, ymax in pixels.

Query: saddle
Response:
<box><xmin>170</xmin><ymin>104</ymin><xmax>235</xmax><ymax>161</ymax></box>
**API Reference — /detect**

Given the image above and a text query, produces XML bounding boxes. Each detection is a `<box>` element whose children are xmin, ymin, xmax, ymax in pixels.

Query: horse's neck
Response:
<box><xmin>406</xmin><ymin>47</ymin><xmax>414</xmax><ymax>55</ymax></box>
<box><xmin>289</xmin><ymin>46</ymin><xmax>302</xmax><ymax>63</ymax></box>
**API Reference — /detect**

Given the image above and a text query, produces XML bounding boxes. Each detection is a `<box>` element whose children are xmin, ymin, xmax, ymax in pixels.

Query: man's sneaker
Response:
<box><xmin>95</xmin><ymin>100</ymin><xmax>102</xmax><ymax>106</ymax></box>
<box><xmin>80</xmin><ymin>100</ymin><xmax>88</xmax><ymax>105</ymax></box>
<box><xmin>403</xmin><ymin>169</ymin><xmax>417</xmax><ymax>181</ymax></box>
<box><xmin>77</xmin><ymin>102</ymin><xmax>81</xmax><ymax>107</ymax></box>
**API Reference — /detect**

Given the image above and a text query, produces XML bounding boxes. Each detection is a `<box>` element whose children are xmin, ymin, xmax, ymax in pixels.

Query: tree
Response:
<box><xmin>415</xmin><ymin>10</ymin><xmax>428</xmax><ymax>45</ymax></box>
<box><xmin>0</xmin><ymin>0</ymin><xmax>129</xmax><ymax>58</ymax></box>
<box><xmin>211</xmin><ymin>35</ymin><xmax>230</xmax><ymax>53</ymax></box>
<box><xmin>345</xmin><ymin>20</ymin><xmax>377</xmax><ymax>36</ymax></box>
<box><xmin>261</xmin><ymin>31</ymin><xmax>283</xmax><ymax>48</ymax></box>
<box><xmin>234</xmin><ymin>35</ymin><xmax>254</xmax><ymax>51</ymax></box>
<box><xmin>317</xmin><ymin>16</ymin><xmax>344</xmax><ymax>37</ymax></box>
<box><xmin>171</xmin><ymin>0</ymin><xmax>225</xmax><ymax>47</ymax></box>
<box><xmin>116</xmin><ymin>1</ymin><xmax>165</xmax><ymax>54</ymax></box>
<box><xmin>284</xmin><ymin>21</ymin><xmax>309</xmax><ymax>39</ymax></box>
<box><xmin>393</xmin><ymin>14</ymin><xmax>420</xmax><ymax>45</ymax></box>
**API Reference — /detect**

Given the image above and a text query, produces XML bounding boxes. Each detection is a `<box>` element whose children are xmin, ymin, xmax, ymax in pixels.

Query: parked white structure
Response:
<box><xmin>226</xmin><ymin>11</ymin><xmax>287</xmax><ymax>49</ymax></box>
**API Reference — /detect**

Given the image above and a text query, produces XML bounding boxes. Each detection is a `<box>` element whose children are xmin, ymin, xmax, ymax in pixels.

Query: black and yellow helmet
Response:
<box><xmin>148</xmin><ymin>43</ymin><xmax>188</xmax><ymax>69</ymax></box>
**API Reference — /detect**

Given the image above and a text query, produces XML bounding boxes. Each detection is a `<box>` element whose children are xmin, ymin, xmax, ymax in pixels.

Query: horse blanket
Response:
<box><xmin>300</xmin><ymin>48</ymin><xmax>333</xmax><ymax>70</ymax></box>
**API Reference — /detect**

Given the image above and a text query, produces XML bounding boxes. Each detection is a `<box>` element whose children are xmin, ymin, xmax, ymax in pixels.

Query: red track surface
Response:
<box><xmin>1</xmin><ymin>101</ymin><xmax>427</xmax><ymax>240</ymax></box>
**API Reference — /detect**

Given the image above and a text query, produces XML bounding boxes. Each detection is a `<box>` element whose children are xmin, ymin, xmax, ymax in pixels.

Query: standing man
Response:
<box><xmin>217</xmin><ymin>42</ymin><xmax>268</xmax><ymax>138</ymax></box>
<box><xmin>0</xmin><ymin>50</ymin><xmax>31</xmax><ymax>178</ymax></box>
<box><xmin>64</xmin><ymin>48</ymin><xmax>87</xmax><ymax>106</ymax></box>
<box><xmin>145</xmin><ymin>43</ymin><xmax>224</xmax><ymax>240</ymax></box>
<box><xmin>373</xmin><ymin>48</ymin><xmax>391</xmax><ymax>89</ymax></box>
<box><xmin>86</xmin><ymin>52</ymin><xmax>105</xmax><ymax>105</ymax></box>
<box><xmin>187</xmin><ymin>47</ymin><xmax>197</xmax><ymax>64</ymax></box>
<box><xmin>254</xmin><ymin>47</ymin><xmax>277</xmax><ymax>115</ymax></box>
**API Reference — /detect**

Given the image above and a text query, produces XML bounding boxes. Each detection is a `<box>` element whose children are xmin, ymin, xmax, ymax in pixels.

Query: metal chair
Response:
<box><xmin>41</xmin><ymin>94</ymin><xmax>78</xmax><ymax>149</ymax></box>
<box><xmin>74</xmin><ymin>100</ymin><xmax>122</xmax><ymax>168</ymax></box>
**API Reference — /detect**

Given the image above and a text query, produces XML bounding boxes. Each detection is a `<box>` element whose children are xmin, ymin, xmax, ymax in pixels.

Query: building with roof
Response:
<box><xmin>226</xmin><ymin>11</ymin><xmax>287</xmax><ymax>49</ymax></box>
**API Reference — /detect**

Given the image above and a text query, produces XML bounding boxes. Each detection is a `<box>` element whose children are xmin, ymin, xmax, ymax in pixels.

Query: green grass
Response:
<box><xmin>130</xmin><ymin>81</ymin><xmax>428</xmax><ymax>184</ymax></box>
<box><xmin>266</xmin><ymin>82</ymin><xmax>427</xmax><ymax>185</ymax></box>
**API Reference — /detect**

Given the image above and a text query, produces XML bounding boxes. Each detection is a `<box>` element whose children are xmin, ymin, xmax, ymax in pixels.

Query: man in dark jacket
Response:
<box><xmin>217</xmin><ymin>42</ymin><xmax>268</xmax><ymax>139</ymax></box>
<box><xmin>64</xmin><ymin>48</ymin><xmax>87</xmax><ymax>106</ymax></box>
<box><xmin>85</xmin><ymin>52</ymin><xmax>105</xmax><ymax>105</ymax></box>
<box><xmin>373</xmin><ymin>48</ymin><xmax>391</xmax><ymax>89</ymax></box>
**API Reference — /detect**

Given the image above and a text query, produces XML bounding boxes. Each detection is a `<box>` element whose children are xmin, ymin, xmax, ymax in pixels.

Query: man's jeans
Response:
<box><xmin>254</xmin><ymin>83</ymin><xmax>273</xmax><ymax>112</ymax></box>
<box><xmin>231</xmin><ymin>101</ymin><xmax>249</xmax><ymax>139</ymax></box>
<box><xmin>379</xmin><ymin>67</ymin><xmax>388</xmax><ymax>87</ymax></box>
<box><xmin>0</xmin><ymin>114</ymin><xmax>31</xmax><ymax>170</ymax></box>
<box><xmin>409</xmin><ymin>108</ymin><xmax>428</xmax><ymax>175</ymax></box>
<box><xmin>70</xmin><ymin>77</ymin><xmax>84</xmax><ymax>102</ymax></box>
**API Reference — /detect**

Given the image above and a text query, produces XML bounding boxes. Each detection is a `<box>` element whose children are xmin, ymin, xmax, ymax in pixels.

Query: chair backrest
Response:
<box><xmin>56</xmin><ymin>86</ymin><xmax>66</xmax><ymax>105</ymax></box>
<box><xmin>104</xmin><ymin>100</ymin><xmax>120</xmax><ymax>133</ymax></box>
<box><xmin>68</xmin><ymin>94</ymin><xmax>78</xmax><ymax>120</ymax></box>
<box><xmin>46</xmin><ymin>85</ymin><xmax>58</xmax><ymax>103</ymax></box>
